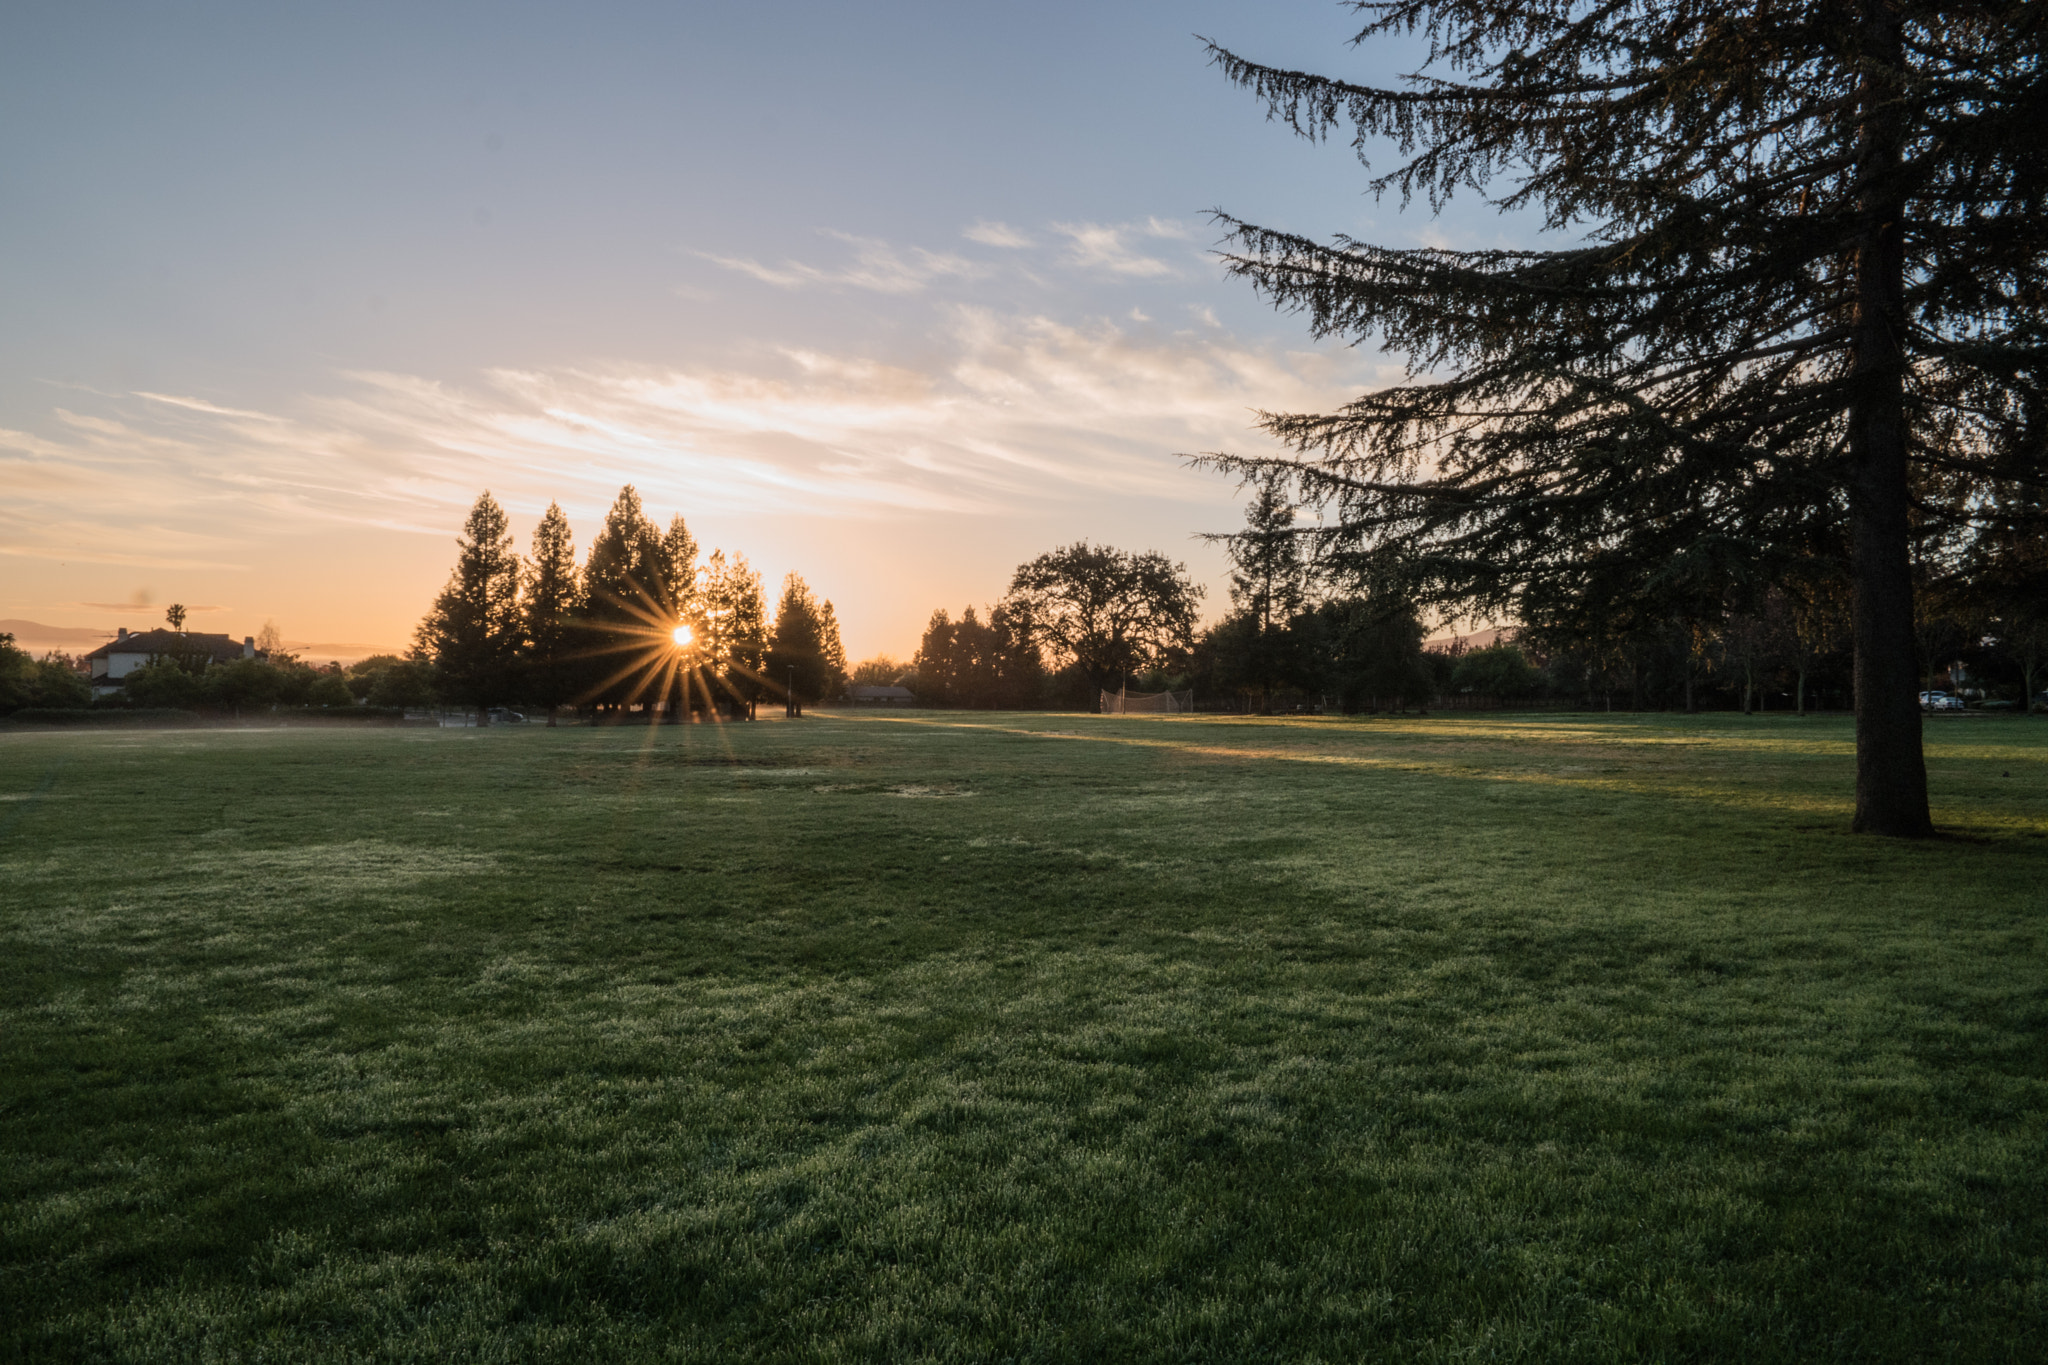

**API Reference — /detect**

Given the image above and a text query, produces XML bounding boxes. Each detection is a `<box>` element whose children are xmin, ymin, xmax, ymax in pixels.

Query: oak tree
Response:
<box><xmin>1004</xmin><ymin>543</ymin><xmax>1204</xmax><ymax>693</ymax></box>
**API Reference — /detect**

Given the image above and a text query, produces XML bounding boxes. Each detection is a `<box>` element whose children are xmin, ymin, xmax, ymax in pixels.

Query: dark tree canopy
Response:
<box><xmin>580</xmin><ymin>487</ymin><xmax>667</xmax><ymax>622</ymax></box>
<box><xmin>700</xmin><ymin>549</ymin><xmax>768</xmax><ymax>707</ymax></box>
<box><xmin>0</xmin><ymin>634</ymin><xmax>91</xmax><ymax>713</ymax></box>
<box><xmin>523</xmin><ymin>501</ymin><xmax>581</xmax><ymax>724</ymax></box>
<box><xmin>1003</xmin><ymin>543</ymin><xmax>1204</xmax><ymax>692</ymax></box>
<box><xmin>1201</xmin><ymin>0</ymin><xmax>2046</xmax><ymax>835</ymax></box>
<box><xmin>1223</xmin><ymin>473</ymin><xmax>1310</xmax><ymax>705</ymax></box>
<box><xmin>577</xmin><ymin>486</ymin><xmax>670</xmax><ymax>707</ymax></box>
<box><xmin>767</xmin><ymin>573</ymin><xmax>849</xmax><ymax>707</ymax></box>
<box><xmin>915</xmin><ymin>603</ymin><xmax>1044</xmax><ymax>709</ymax></box>
<box><xmin>413</xmin><ymin>491</ymin><xmax>523</xmax><ymax>711</ymax></box>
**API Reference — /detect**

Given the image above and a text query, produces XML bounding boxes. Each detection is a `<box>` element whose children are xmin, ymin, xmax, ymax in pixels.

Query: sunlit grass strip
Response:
<box><xmin>842</xmin><ymin>711</ymin><xmax>2048</xmax><ymax>836</ymax></box>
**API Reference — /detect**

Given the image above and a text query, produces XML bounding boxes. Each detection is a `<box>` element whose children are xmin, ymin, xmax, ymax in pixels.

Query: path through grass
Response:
<box><xmin>3</xmin><ymin>711</ymin><xmax>2044</xmax><ymax>1360</ymax></box>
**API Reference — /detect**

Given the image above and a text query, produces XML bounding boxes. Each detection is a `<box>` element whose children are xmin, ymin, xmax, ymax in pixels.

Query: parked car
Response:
<box><xmin>485</xmin><ymin>707</ymin><xmax>527</xmax><ymax>724</ymax></box>
<box><xmin>1918</xmin><ymin>691</ymin><xmax>1965</xmax><ymax>711</ymax></box>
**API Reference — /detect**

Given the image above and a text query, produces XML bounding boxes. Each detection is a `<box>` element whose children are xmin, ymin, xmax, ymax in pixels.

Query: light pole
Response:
<box><xmin>786</xmin><ymin>665</ymin><xmax>796</xmax><ymax>718</ymax></box>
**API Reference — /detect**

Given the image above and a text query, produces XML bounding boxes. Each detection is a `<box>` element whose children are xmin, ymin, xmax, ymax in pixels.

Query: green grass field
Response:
<box><xmin>3</xmin><ymin>711</ymin><xmax>2044</xmax><ymax>1362</ymax></box>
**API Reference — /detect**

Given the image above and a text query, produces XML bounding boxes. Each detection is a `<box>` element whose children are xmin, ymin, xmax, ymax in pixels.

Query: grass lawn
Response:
<box><xmin>2</xmin><ymin>710</ymin><xmax>2044</xmax><ymax>1361</ymax></box>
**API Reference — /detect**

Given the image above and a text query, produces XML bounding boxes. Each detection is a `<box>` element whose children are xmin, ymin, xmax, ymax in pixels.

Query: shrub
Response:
<box><xmin>306</xmin><ymin>674</ymin><xmax>355</xmax><ymax>709</ymax></box>
<box><xmin>0</xmin><ymin>637</ymin><xmax>92</xmax><ymax>713</ymax></box>
<box><xmin>1452</xmin><ymin>644</ymin><xmax>1542</xmax><ymax>700</ymax></box>
<box><xmin>120</xmin><ymin>661</ymin><xmax>206</xmax><ymax>709</ymax></box>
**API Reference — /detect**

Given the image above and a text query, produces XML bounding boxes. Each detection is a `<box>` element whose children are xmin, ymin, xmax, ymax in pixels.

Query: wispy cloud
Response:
<box><xmin>963</xmin><ymin>220</ymin><xmax>1033</xmax><ymax>248</ymax></box>
<box><xmin>132</xmin><ymin>392</ymin><xmax>281</xmax><ymax>421</ymax></box>
<box><xmin>1049</xmin><ymin>221</ymin><xmax>1188</xmax><ymax>278</ymax></box>
<box><xmin>698</xmin><ymin>230</ymin><xmax>984</xmax><ymax>294</ymax></box>
<box><xmin>1</xmin><ymin>309</ymin><xmax>1387</xmax><ymax>572</ymax></box>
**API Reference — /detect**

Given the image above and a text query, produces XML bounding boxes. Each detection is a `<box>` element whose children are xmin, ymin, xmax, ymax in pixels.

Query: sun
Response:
<box><xmin>671</xmin><ymin>624</ymin><xmax>694</xmax><ymax>648</ymax></box>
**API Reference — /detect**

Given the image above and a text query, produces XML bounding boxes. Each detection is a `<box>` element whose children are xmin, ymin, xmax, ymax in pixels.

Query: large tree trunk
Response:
<box><xmin>1846</xmin><ymin>0</ymin><xmax>1932</xmax><ymax>836</ymax></box>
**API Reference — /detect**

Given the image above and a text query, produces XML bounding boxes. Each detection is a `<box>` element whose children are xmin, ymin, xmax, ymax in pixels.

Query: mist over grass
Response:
<box><xmin>3</xmin><ymin>712</ymin><xmax>2043</xmax><ymax>1361</ymax></box>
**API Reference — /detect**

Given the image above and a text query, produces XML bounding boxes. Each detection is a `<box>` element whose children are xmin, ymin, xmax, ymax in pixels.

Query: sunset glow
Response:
<box><xmin>672</xmin><ymin>624</ymin><xmax>693</xmax><ymax>648</ymax></box>
<box><xmin>0</xmin><ymin>2</ymin><xmax>1423</xmax><ymax>664</ymax></box>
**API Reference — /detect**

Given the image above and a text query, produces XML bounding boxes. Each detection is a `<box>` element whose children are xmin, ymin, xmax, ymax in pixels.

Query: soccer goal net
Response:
<box><xmin>1100</xmin><ymin>688</ymin><xmax>1194</xmax><ymax>714</ymax></box>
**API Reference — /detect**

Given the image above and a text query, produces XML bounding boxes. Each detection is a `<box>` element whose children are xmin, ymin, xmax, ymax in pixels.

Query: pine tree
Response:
<box><xmin>915</xmin><ymin>609</ymin><xmax>960</xmax><ymax>705</ymax></box>
<box><xmin>660</xmin><ymin>515</ymin><xmax>699</xmax><ymax>621</ymax></box>
<box><xmin>1227</xmin><ymin>473</ymin><xmax>1308</xmax><ymax>635</ymax></box>
<box><xmin>577</xmin><ymin>486</ymin><xmax>666</xmax><ymax>709</ymax></box>
<box><xmin>1224</xmin><ymin>472</ymin><xmax>1309</xmax><ymax>709</ymax></box>
<box><xmin>415</xmin><ymin>491</ymin><xmax>523</xmax><ymax>715</ymax></box>
<box><xmin>766</xmin><ymin>573</ymin><xmax>833</xmax><ymax>708</ymax></box>
<box><xmin>1200</xmin><ymin>1</ymin><xmax>2045</xmax><ymax>835</ymax></box>
<box><xmin>700</xmin><ymin>550</ymin><xmax>767</xmax><ymax>712</ymax></box>
<box><xmin>816</xmin><ymin>599</ymin><xmax>850</xmax><ymax>699</ymax></box>
<box><xmin>523</xmin><ymin>501</ymin><xmax>580</xmax><ymax>725</ymax></box>
<box><xmin>581</xmin><ymin>486</ymin><xmax>665</xmax><ymax>617</ymax></box>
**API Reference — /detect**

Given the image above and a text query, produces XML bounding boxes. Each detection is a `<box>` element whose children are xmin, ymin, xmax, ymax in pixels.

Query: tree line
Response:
<box><xmin>904</xmin><ymin>477</ymin><xmax>2044</xmax><ymax>717</ymax></box>
<box><xmin>414</xmin><ymin>487</ymin><xmax>849</xmax><ymax>722</ymax></box>
<box><xmin>911</xmin><ymin>543</ymin><xmax>1205</xmax><ymax>708</ymax></box>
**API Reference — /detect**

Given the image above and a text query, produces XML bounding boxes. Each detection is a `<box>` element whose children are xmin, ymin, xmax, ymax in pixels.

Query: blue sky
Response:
<box><xmin>1</xmin><ymin>1</ymin><xmax>1513</xmax><ymax>660</ymax></box>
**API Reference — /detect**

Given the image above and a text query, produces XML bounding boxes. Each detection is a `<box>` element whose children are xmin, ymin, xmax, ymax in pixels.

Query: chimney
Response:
<box><xmin>117</xmin><ymin>626</ymin><xmax>127</xmax><ymax>640</ymax></box>
<box><xmin>244</xmin><ymin>636</ymin><xmax>255</xmax><ymax>658</ymax></box>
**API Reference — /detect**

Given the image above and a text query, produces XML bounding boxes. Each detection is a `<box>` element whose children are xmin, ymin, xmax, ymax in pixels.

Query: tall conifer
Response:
<box><xmin>577</xmin><ymin>486</ymin><xmax>664</xmax><ymax>708</ymax></box>
<box><xmin>1225</xmin><ymin>473</ymin><xmax>1310</xmax><ymax>709</ymax></box>
<box><xmin>700</xmin><ymin>550</ymin><xmax>767</xmax><ymax>710</ymax></box>
<box><xmin>660</xmin><ymin>515</ymin><xmax>699</xmax><ymax>621</ymax></box>
<box><xmin>1202</xmin><ymin>1</ymin><xmax>2045</xmax><ymax>835</ymax></box>
<box><xmin>817</xmin><ymin>599</ymin><xmax>850</xmax><ymax>699</ymax></box>
<box><xmin>523</xmin><ymin>501</ymin><xmax>580</xmax><ymax>725</ymax></box>
<box><xmin>767</xmin><ymin>573</ymin><xmax>833</xmax><ymax>706</ymax></box>
<box><xmin>415</xmin><ymin>491</ymin><xmax>523</xmax><ymax>715</ymax></box>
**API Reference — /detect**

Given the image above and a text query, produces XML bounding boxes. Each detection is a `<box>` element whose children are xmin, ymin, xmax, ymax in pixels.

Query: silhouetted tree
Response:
<box><xmin>1967</xmin><ymin>479</ymin><xmax>2048</xmax><ymax>711</ymax></box>
<box><xmin>816</xmin><ymin>599</ymin><xmax>849</xmax><ymax>699</ymax></box>
<box><xmin>766</xmin><ymin>573</ymin><xmax>836</xmax><ymax>707</ymax></box>
<box><xmin>1003</xmin><ymin>543</ymin><xmax>1203</xmax><ymax>693</ymax></box>
<box><xmin>523</xmin><ymin>501</ymin><xmax>581</xmax><ymax>725</ymax></box>
<box><xmin>1222</xmin><ymin>472</ymin><xmax>1308</xmax><ymax>709</ymax></box>
<box><xmin>577</xmin><ymin>486</ymin><xmax>666</xmax><ymax>709</ymax></box>
<box><xmin>1302</xmin><ymin>596</ymin><xmax>1434</xmax><ymax>711</ymax></box>
<box><xmin>660</xmin><ymin>515</ymin><xmax>699</xmax><ymax>617</ymax></box>
<box><xmin>1451</xmin><ymin>642</ymin><xmax>1541</xmax><ymax>703</ymax></box>
<box><xmin>700</xmin><ymin>549</ymin><xmax>767</xmax><ymax>713</ymax></box>
<box><xmin>850</xmin><ymin>656</ymin><xmax>909</xmax><ymax>688</ymax></box>
<box><xmin>1200</xmin><ymin>2</ymin><xmax>2047</xmax><ymax>835</ymax></box>
<box><xmin>917</xmin><ymin>604</ymin><xmax>1043</xmax><ymax>708</ymax></box>
<box><xmin>414</xmin><ymin>491</ymin><xmax>523</xmax><ymax>715</ymax></box>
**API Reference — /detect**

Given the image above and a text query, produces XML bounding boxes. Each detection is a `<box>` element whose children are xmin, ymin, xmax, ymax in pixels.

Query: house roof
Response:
<box><xmin>85</xmin><ymin>629</ymin><xmax>247</xmax><ymax>663</ymax></box>
<box><xmin>847</xmin><ymin>685</ymin><xmax>917</xmax><ymax>700</ymax></box>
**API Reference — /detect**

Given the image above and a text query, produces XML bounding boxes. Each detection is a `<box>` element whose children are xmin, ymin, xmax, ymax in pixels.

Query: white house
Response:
<box><xmin>84</xmin><ymin>628</ymin><xmax>255</xmax><ymax>696</ymax></box>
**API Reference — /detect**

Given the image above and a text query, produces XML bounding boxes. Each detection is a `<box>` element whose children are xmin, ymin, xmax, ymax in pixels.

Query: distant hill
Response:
<box><xmin>1423</xmin><ymin>626</ymin><xmax>1518</xmax><ymax>655</ymax></box>
<box><xmin>0</xmin><ymin>619</ymin><xmax>116</xmax><ymax>653</ymax></box>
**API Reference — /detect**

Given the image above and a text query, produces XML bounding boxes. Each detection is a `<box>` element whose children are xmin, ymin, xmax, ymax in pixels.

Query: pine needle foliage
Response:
<box><xmin>767</xmin><ymin>573</ymin><xmax>847</xmax><ymax>706</ymax></box>
<box><xmin>414</xmin><ymin>491</ymin><xmax>523</xmax><ymax>712</ymax></box>
<box><xmin>523</xmin><ymin>502</ymin><xmax>581</xmax><ymax>724</ymax></box>
<box><xmin>700</xmin><ymin>550</ymin><xmax>768</xmax><ymax>705</ymax></box>
<box><xmin>1199</xmin><ymin>0</ymin><xmax>2046</xmax><ymax>835</ymax></box>
<box><xmin>577</xmin><ymin>487</ymin><xmax>668</xmax><ymax>708</ymax></box>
